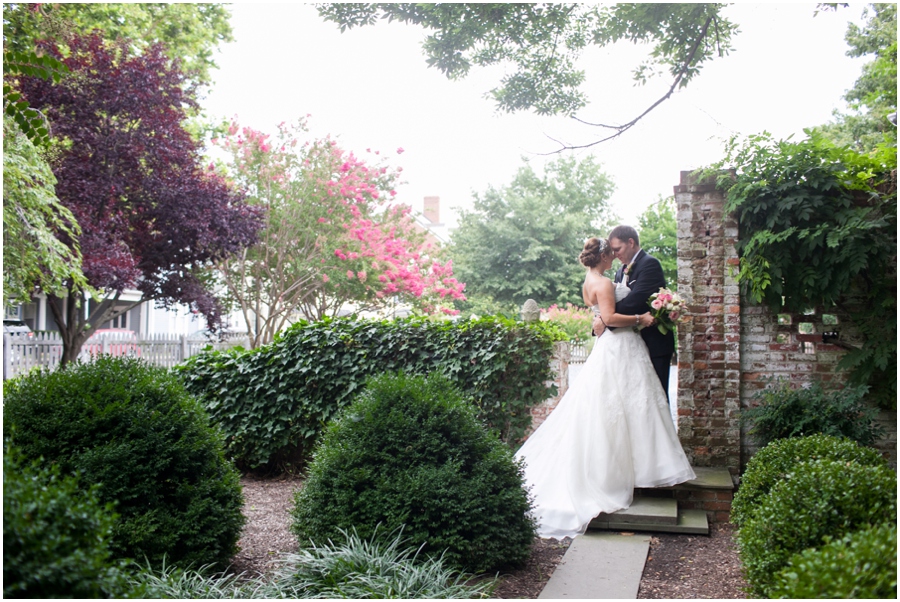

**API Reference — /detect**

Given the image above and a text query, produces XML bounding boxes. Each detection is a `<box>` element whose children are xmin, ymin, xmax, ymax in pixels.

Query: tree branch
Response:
<box><xmin>543</xmin><ymin>15</ymin><xmax>715</xmax><ymax>153</ymax></box>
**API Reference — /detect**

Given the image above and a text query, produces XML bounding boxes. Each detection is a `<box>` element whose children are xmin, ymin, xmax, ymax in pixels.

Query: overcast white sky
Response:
<box><xmin>200</xmin><ymin>3</ymin><xmax>867</xmax><ymax>229</ymax></box>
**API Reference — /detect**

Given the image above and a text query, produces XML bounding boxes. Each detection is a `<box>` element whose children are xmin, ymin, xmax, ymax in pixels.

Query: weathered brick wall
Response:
<box><xmin>674</xmin><ymin>171</ymin><xmax>742</xmax><ymax>475</ymax></box>
<box><xmin>676</xmin><ymin>171</ymin><xmax>897</xmax><ymax>474</ymax></box>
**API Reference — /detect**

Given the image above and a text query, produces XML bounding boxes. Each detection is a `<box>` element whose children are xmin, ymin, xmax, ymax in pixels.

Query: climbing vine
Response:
<box><xmin>709</xmin><ymin>133</ymin><xmax>896</xmax><ymax>408</ymax></box>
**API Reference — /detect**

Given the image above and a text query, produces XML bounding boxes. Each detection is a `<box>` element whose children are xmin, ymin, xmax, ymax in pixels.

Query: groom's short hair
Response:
<box><xmin>609</xmin><ymin>225</ymin><xmax>640</xmax><ymax>247</ymax></box>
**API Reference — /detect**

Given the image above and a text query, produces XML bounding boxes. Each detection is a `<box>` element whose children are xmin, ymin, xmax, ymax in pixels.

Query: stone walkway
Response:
<box><xmin>538</xmin><ymin>531</ymin><xmax>651</xmax><ymax>599</ymax></box>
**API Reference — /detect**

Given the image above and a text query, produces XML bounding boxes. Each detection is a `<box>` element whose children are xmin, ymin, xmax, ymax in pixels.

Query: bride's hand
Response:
<box><xmin>637</xmin><ymin>313</ymin><xmax>655</xmax><ymax>329</ymax></box>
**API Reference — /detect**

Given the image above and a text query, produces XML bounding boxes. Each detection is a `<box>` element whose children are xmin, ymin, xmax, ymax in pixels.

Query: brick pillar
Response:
<box><xmin>674</xmin><ymin>171</ymin><xmax>741</xmax><ymax>476</ymax></box>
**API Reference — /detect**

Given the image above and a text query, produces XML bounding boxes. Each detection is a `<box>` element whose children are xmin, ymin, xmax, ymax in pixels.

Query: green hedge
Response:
<box><xmin>732</xmin><ymin>434</ymin><xmax>886</xmax><ymax>527</ymax></box>
<box><xmin>769</xmin><ymin>521</ymin><xmax>897</xmax><ymax>599</ymax></box>
<box><xmin>737</xmin><ymin>459</ymin><xmax>896</xmax><ymax>597</ymax></box>
<box><xmin>3</xmin><ymin>357</ymin><xmax>246</xmax><ymax>570</ymax></box>
<box><xmin>176</xmin><ymin>316</ymin><xmax>562</xmax><ymax>471</ymax></box>
<box><xmin>3</xmin><ymin>442</ymin><xmax>132</xmax><ymax>599</ymax></box>
<box><xmin>291</xmin><ymin>372</ymin><xmax>536</xmax><ymax>573</ymax></box>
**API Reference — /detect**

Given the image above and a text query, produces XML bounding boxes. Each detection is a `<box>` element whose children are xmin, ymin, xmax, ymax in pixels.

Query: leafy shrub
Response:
<box><xmin>291</xmin><ymin>372</ymin><xmax>536</xmax><ymax>573</ymax></box>
<box><xmin>732</xmin><ymin>434</ymin><xmax>886</xmax><ymax>527</ymax></box>
<box><xmin>737</xmin><ymin>459</ymin><xmax>896</xmax><ymax>597</ymax></box>
<box><xmin>176</xmin><ymin>315</ymin><xmax>561</xmax><ymax>471</ymax></box>
<box><xmin>2</xmin><ymin>356</ymin><xmax>246</xmax><ymax>570</ymax></box>
<box><xmin>740</xmin><ymin>379</ymin><xmax>884</xmax><ymax>448</ymax></box>
<box><xmin>3</xmin><ymin>441</ymin><xmax>133</xmax><ymax>599</ymax></box>
<box><xmin>769</xmin><ymin>521</ymin><xmax>897</xmax><ymax>599</ymax></box>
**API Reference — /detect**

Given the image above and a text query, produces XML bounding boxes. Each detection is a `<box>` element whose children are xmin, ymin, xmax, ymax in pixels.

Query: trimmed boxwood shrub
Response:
<box><xmin>176</xmin><ymin>315</ymin><xmax>563</xmax><ymax>471</ymax></box>
<box><xmin>2</xmin><ymin>357</ymin><xmax>246</xmax><ymax>570</ymax></box>
<box><xmin>768</xmin><ymin>521</ymin><xmax>897</xmax><ymax>599</ymax></box>
<box><xmin>740</xmin><ymin>379</ymin><xmax>884</xmax><ymax>448</ymax></box>
<box><xmin>3</xmin><ymin>441</ymin><xmax>133</xmax><ymax>598</ymax></box>
<box><xmin>290</xmin><ymin>372</ymin><xmax>536</xmax><ymax>573</ymax></box>
<box><xmin>732</xmin><ymin>434</ymin><xmax>886</xmax><ymax>527</ymax></box>
<box><xmin>737</xmin><ymin>458</ymin><xmax>896</xmax><ymax>597</ymax></box>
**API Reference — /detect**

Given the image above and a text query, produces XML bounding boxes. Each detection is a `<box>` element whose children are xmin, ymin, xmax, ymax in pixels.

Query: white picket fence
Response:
<box><xmin>2</xmin><ymin>332</ymin><xmax>250</xmax><ymax>380</ymax></box>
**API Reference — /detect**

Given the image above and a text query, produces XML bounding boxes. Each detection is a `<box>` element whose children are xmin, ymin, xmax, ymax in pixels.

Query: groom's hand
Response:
<box><xmin>591</xmin><ymin>316</ymin><xmax>604</xmax><ymax>336</ymax></box>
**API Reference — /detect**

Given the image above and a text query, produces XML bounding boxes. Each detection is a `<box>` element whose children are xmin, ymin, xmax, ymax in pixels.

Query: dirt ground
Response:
<box><xmin>232</xmin><ymin>475</ymin><xmax>748</xmax><ymax>598</ymax></box>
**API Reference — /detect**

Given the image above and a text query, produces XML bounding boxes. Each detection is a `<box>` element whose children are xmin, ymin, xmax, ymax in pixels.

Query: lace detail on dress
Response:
<box><xmin>614</xmin><ymin>281</ymin><xmax>631</xmax><ymax>303</ymax></box>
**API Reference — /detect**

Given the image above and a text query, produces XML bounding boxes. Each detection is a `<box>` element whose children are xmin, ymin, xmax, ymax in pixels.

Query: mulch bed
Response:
<box><xmin>232</xmin><ymin>476</ymin><xmax>749</xmax><ymax>598</ymax></box>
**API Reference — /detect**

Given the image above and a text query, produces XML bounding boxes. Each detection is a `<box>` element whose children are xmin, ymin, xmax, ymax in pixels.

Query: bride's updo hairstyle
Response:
<box><xmin>579</xmin><ymin>237</ymin><xmax>610</xmax><ymax>268</ymax></box>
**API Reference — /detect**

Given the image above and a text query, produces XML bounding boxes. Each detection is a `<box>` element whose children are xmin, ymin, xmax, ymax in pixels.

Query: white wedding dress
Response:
<box><xmin>516</xmin><ymin>282</ymin><xmax>696</xmax><ymax>539</ymax></box>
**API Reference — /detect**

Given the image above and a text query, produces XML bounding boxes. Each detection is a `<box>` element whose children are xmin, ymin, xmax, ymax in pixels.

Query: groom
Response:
<box><xmin>593</xmin><ymin>225</ymin><xmax>675</xmax><ymax>401</ymax></box>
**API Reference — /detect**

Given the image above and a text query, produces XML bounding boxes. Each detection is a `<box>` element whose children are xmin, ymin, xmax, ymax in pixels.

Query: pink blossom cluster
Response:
<box><xmin>216</xmin><ymin>117</ymin><xmax>465</xmax><ymax>317</ymax></box>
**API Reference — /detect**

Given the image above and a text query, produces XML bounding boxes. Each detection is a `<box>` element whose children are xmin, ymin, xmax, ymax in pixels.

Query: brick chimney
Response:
<box><xmin>423</xmin><ymin>196</ymin><xmax>441</xmax><ymax>224</ymax></box>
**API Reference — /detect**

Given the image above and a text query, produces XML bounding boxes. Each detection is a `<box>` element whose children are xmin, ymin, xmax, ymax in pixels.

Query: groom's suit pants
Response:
<box><xmin>650</xmin><ymin>354</ymin><xmax>672</xmax><ymax>403</ymax></box>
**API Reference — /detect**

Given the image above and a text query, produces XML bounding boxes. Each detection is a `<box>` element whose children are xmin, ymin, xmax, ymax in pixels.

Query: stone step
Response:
<box><xmin>590</xmin><ymin>508</ymin><xmax>709</xmax><ymax>535</ymax></box>
<box><xmin>668</xmin><ymin>466</ymin><xmax>735</xmax><ymax>491</ymax></box>
<box><xmin>594</xmin><ymin>496</ymin><xmax>679</xmax><ymax>526</ymax></box>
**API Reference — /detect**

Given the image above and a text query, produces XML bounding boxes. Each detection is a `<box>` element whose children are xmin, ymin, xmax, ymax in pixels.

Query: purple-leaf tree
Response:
<box><xmin>19</xmin><ymin>33</ymin><xmax>263</xmax><ymax>366</ymax></box>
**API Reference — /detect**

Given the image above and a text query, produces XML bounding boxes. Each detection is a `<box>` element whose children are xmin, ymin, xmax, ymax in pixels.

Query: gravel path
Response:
<box><xmin>231</xmin><ymin>476</ymin><xmax>748</xmax><ymax>598</ymax></box>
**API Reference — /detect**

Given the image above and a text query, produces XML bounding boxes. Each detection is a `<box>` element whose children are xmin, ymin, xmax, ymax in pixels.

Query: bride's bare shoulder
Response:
<box><xmin>596</xmin><ymin>275</ymin><xmax>614</xmax><ymax>290</ymax></box>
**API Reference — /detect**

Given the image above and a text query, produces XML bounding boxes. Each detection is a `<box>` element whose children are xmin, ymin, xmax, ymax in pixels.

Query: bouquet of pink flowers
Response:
<box><xmin>648</xmin><ymin>287</ymin><xmax>685</xmax><ymax>335</ymax></box>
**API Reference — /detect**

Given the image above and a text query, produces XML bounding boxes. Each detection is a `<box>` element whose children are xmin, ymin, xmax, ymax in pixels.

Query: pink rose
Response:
<box><xmin>651</xmin><ymin>299</ymin><xmax>664</xmax><ymax>310</ymax></box>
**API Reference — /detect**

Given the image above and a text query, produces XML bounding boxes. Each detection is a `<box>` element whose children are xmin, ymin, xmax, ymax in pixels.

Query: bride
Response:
<box><xmin>515</xmin><ymin>237</ymin><xmax>695</xmax><ymax>539</ymax></box>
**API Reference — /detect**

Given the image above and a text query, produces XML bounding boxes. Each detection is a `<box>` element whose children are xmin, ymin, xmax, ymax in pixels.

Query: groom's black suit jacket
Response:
<box><xmin>614</xmin><ymin>250</ymin><xmax>675</xmax><ymax>359</ymax></box>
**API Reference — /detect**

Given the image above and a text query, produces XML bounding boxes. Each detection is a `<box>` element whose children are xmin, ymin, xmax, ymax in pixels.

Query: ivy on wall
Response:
<box><xmin>175</xmin><ymin>316</ymin><xmax>565</xmax><ymax>471</ymax></box>
<box><xmin>709</xmin><ymin>133</ymin><xmax>897</xmax><ymax>408</ymax></box>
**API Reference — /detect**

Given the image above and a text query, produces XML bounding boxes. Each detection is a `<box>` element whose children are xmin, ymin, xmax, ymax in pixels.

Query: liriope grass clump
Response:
<box><xmin>123</xmin><ymin>528</ymin><xmax>495</xmax><ymax>599</ymax></box>
<box><xmin>291</xmin><ymin>372</ymin><xmax>536</xmax><ymax>573</ymax></box>
<box><xmin>261</xmin><ymin>527</ymin><xmax>495</xmax><ymax>599</ymax></box>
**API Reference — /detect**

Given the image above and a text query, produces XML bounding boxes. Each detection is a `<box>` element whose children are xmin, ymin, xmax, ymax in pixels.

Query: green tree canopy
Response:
<box><xmin>449</xmin><ymin>155</ymin><xmax>616</xmax><ymax>308</ymax></box>
<box><xmin>638</xmin><ymin>196</ymin><xmax>677</xmax><ymax>289</ymax></box>
<box><xmin>810</xmin><ymin>3</ymin><xmax>897</xmax><ymax>151</ymax></box>
<box><xmin>3</xmin><ymin>3</ymin><xmax>233</xmax><ymax>87</ymax></box>
<box><xmin>319</xmin><ymin>3</ymin><xmax>737</xmax><ymax>147</ymax></box>
<box><xmin>3</xmin><ymin>115</ymin><xmax>88</xmax><ymax>305</ymax></box>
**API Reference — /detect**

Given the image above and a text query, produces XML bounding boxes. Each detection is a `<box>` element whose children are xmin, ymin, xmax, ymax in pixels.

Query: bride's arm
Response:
<box><xmin>596</xmin><ymin>279</ymin><xmax>654</xmax><ymax>328</ymax></box>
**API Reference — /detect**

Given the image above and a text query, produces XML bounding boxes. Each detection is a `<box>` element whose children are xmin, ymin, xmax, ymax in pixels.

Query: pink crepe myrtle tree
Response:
<box><xmin>213</xmin><ymin>119</ymin><xmax>465</xmax><ymax>348</ymax></box>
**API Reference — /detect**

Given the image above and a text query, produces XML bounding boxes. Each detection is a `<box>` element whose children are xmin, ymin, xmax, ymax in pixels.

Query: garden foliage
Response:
<box><xmin>3</xmin><ymin>442</ymin><xmax>132</xmax><ymax>599</ymax></box>
<box><xmin>125</xmin><ymin>527</ymin><xmax>494</xmax><ymax>599</ymax></box>
<box><xmin>290</xmin><ymin>372</ymin><xmax>536</xmax><ymax>573</ymax></box>
<box><xmin>711</xmin><ymin>134</ymin><xmax>897</xmax><ymax>408</ymax></box>
<box><xmin>264</xmin><ymin>527</ymin><xmax>496</xmax><ymax>599</ymax></box>
<box><xmin>176</xmin><ymin>315</ymin><xmax>562</xmax><ymax>470</ymax></box>
<box><xmin>731</xmin><ymin>434</ymin><xmax>886</xmax><ymax>527</ymax></box>
<box><xmin>213</xmin><ymin>120</ymin><xmax>464</xmax><ymax>346</ymax></box>
<box><xmin>768</xmin><ymin>521</ymin><xmax>897</xmax><ymax>599</ymax></box>
<box><xmin>737</xmin><ymin>458</ymin><xmax>896</xmax><ymax>597</ymax></box>
<box><xmin>740</xmin><ymin>379</ymin><xmax>884</xmax><ymax>449</ymax></box>
<box><xmin>3</xmin><ymin>357</ymin><xmax>246</xmax><ymax>570</ymax></box>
